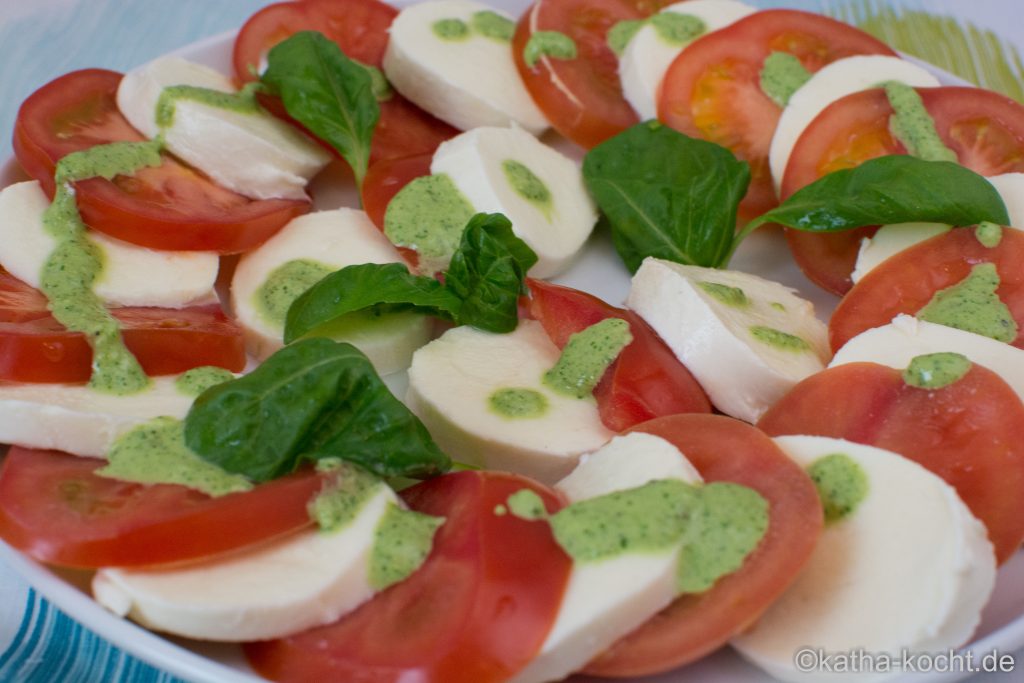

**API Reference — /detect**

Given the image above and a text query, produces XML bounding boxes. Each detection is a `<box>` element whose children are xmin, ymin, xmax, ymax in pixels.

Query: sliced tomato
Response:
<box><xmin>783</xmin><ymin>86</ymin><xmax>1024</xmax><ymax>295</ymax></box>
<box><xmin>13</xmin><ymin>69</ymin><xmax>308</xmax><ymax>254</ymax></box>
<box><xmin>658</xmin><ymin>10</ymin><xmax>894</xmax><ymax>223</ymax></box>
<box><xmin>527</xmin><ymin>279</ymin><xmax>710</xmax><ymax>431</ymax></box>
<box><xmin>758</xmin><ymin>362</ymin><xmax>1024</xmax><ymax>564</ymax></box>
<box><xmin>583</xmin><ymin>414</ymin><xmax>823</xmax><ymax>676</ymax></box>
<box><xmin>0</xmin><ymin>270</ymin><xmax>244</xmax><ymax>382</ymax></box>
<box><xmin>512</xmin><ymin>0</ymin><xmax>665</xmax><ymax>149</ymax></box>
<box><xmin>0</xmin><ymin>447</ymin><xmax>328</xmax><ymax>568</ymax></box>
<box><xmin>245</xmin><ymin>471</ymin><xmax>571</xmax><ymax>683</ymax></box>
<box><xmin>234</xmin><ymin>0</ymin><xmax>457</xmax><ymax>165</ymax></box>
<box><xmin>829</xmin><ymin>227</ymin><xmax>1024</xmax><ymax>352</ymax></box>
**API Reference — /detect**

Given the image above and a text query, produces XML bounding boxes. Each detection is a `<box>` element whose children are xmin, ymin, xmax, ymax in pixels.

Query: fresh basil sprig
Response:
<box><xmin>285</xmin><ymin>213</ymin><xmax>537</xmax><ymax>342</ymax></box>
<box><xmin>184</xmin><ymin>339</ymin><xmax>449</xmax><ymax>483</ymax></box>
<box><xmin>261</xmin><ymin>31</ymin><xmax>379</xmax><ymax>187</ymax></box>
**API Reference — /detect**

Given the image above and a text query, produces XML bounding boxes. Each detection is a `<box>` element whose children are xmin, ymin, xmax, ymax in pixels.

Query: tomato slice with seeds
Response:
<box><xmin>759</xmin><ymin>362</ymin><xmax>1024</xmax><ymax>564</ymax></box>
<box><xmin>13</xmin><ymin>69</ymin><xmax>308</xmax><ymax>254</ymax></box>
<box><xmin>658</xmin><ymin>9</ymin><xmax>895</xmax><ymax>223</ymax></box>
<box><xmin>783</xmin><ymin>86</ymin><xmax>1024</xmax><ymax>295</ymax></box>
<box><xmin>583</xmin><ymin>414</ymin><xmax>823</xmax><ymax>676</ymax></box>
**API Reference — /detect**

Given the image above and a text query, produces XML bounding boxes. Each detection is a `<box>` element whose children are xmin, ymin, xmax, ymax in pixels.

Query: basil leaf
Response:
<box><xmin>261</xmin><ymin>31</ymin><xmax>379</xmax><ymax>186</ymax></box>
<box><xmin>445</xmin><ymin>213</ymin><xmax>538</xmax><ymax>333</ymax></box>
<box><xmin>583</xmin><ymin>121</ymin><xmax>750</xmax><ymax>272</ymax></box>
<box><xmin>284</xmin><ymin>263</ymin><xmax>460</xmax><ymax>344</ymax></box>
<box><xmin>743</xmin><ymin>156</ymin><xmax>1010</xmax><ymax>236</ymax></box>
<box><xmin>184</xmin><ymin>339</ymin><xmax>450</xmax><ymax>483</ymax></box>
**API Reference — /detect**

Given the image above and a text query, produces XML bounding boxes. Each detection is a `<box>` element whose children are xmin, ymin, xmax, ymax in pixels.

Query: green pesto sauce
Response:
<box><xmin>433</xmin><ymin>18</ymin><xmax>470</xmax><ymax>41</ymax></box>
<box><xmin>771</xmin><ymin>302</ymin><xmax>787</xmax><ymax>311</ymax></box>
<box><xmin>976</xmin><ymin>221</ymin><xmax>1003</xmax><ymax>248</ymax></box>
<box><xmin>384</xmin><ymin>173</ymin><xmax>476</xmax><ymax>269</ymax></box>
<box><xmin>255</xmin><ymin>259</ymin><xmax>334</xmax><ymax>328</ymax></box>
<box><xmin>489</xmin><ymin>387</ymin><xmax>549</xmax><ymax>419</ymax></box>
<box><xmin>902</xmin><ymin>352</ymin><xmax>973</xmax><ymax>390</ymax></box>
<box><xmin>42</xmin><ymin>141</ymin><xmax>163</xmax><ymax>394</ymax></box>
<box><xmin>917</xmin><ymin>263</ymin><xmax>1018</xmax><ymax>343</ymax></box>
<box><xmin>155</xmin><ymin>82</ymin><xmax>261</xmax><ymax>129</ymax></box>
<box><xmin>369</xmin><ymin>503</ymin><xmax>444</xmax><ymax>590</ymax></box>
<box><xmin>98</xmin><ymin>417</ymin><xmax>252</xmax><ymax>497</ymax></box>
<box><xmin>607</xmin><ymin>19</ymin><xmax>647</xmax><ymax>56</ymax></box>
<box><xmin>175</xmin><ymin>366</ymin><xmax>234</xmax><ymax>397</ymax></box>
<box><xmin>471</xmin><ymin>10</ymin><xmax>515</xmax><ymax>42</ymax></box>
<box><xmin>523</xmin><ymin>31</ymin><xmax>577</xmax><ymax>69</ymax></box>
<box><xmin>507</xmin><ymin>489</ymin><xmax>549</xmax><ymax>520</ymax></box>
<box><xmin>308</xmin><ymin>460</ymin><xmax>385</xmax><ymax>532</ymax></box>
<box><xmin>807</xmin><ymin>453</ymin><xmax>869</xmax><ymax>524</ymax></box>
<box><xmin>759</xmin><ymin>52</ymin><xmax>812</xmax><ymax>107</ymax></box>
<box><xmin>651</xmin><ymin>12</ymin><xmax>706</xmax><ymax>46</ymax></box>
<box><xmin>494</xmin><ymin>504</ymin><xmax>508</xmax><ymax>516</ymax></box>
<box><xmin>502</xmin><ymin>159</ymin><xmax>552</xmax><ymax>219</ymax></box>
<box><xmin>750</xmin><ymin>326</ymin><xmax>811</xmax><ymax>353</ymax></box>
<box><xmin>699</xmin><ymin>281</ymin><xmax>749</xmax><ymax>308</ymax></box>
<box><xmin>544</xmin><ymin>318</ymin><xmax>633</xmax><ymax>398</ymax></box>
<box><xmin>884</xmin><ymin>81</ymin><xmax>958</xmax><ymax>162</ymax></box>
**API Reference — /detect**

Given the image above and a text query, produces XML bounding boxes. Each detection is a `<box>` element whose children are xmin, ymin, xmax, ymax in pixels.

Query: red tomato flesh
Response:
<box><xmin>0</xmin><ymin>447</ymin><xmax>327</xmax><ymax>569</ymax></box>
<box><xmin>759</xmin><ymin>362</ymin><xmax>1024</xmax><ymax>564</ymax></box>
<box><xmin>245</xmin><ymin>470</ymin><xmax>571</xmax><ymax>683</ymax></box>
<box><xmin>584</xmin><ymin>414</ymin><xmax>823</xmax><ymax>676</ymax></box>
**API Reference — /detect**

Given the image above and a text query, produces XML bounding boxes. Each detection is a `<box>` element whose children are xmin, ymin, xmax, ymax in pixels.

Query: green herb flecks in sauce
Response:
<box><xmin>902</xmin><ymin>352</ymin><xmax>973</xmax><ymax>390</ymax></box>
<box><xmin>651</xmin><ymin>12</ymin><xmax>705</xmax><ymax>46</ymax></box>
<box><xmin>607</xmin><ymin>19</ymin><xmax>647</xmax><ymax>56</ymax></box>
<box><xmin>502</xmin><ymin>159</ymin><xmax>553</xmax><ymax>219</ymax></box>
<box><xmin>384</xmin><ymin>173</ymin><xmax>476</xmax><ymax>271</ymax></box>
<box><xmin>544</xmin><ymin>318</ymin><xmax>633</xmax><ymax>398</ymax></box>
<box><xmin>523</xmin><ymin>31</ymin><xmax>577</xmax><ymax>69</ymax></box>
<box><xmin>976</xmin><ymin>221</ymin><xmax>1003</xmax><ymax>248</ymax></box>
<box><xmin>489</xmin><ymin>387</ymin><xmax>549</xmax><ymax>419</ymax></box>
<box><xmin>175</xmin><ymin>366</ymin><xmax>235</xmax><ymax>397</ymax></box>
<box><xmin>749</xmin><ymin>326</ymin><xmax>811</xmax><ymax>352</ymax></box>
<box><xmin>807</xmin><ymin>453</ymin><xmax>869</xmax><ymax>523</ymax></box>
<box><xmin>507</xmin><ymin>489</ymin><xmax>549</xmax><ymax>520</ymax></box>
<box><xmin>309</xmin><ymin>459</ymin><xmax>386</xmax><ymax>532</ymax></box>
<box><xmin>917</xmin><ymin>263</ymin><xmax>1018</xmax><ymax>343</ymax></box>
<box><xmin>255</xmin><ymin>258</ymin><xmax>335</xmax><ymax>328</ymax></box>
<box><xmin>432</xmin><ymin>18</ymin><xmax>471</xmax><ymax>41</ymax></box>
<box><xmin>699</xmin><ymin>281</ymin><xmax>750</xmax><ymax>308</ymax></box>
<box><xmin>471</xmin><ymin>10</ymin><xmax>515</xmax><ymax>42</ymax></box>
<box><xmin>759</xmin><ymin>52</ymin><xmax>812</xmax><ymax>108</ymax></box>
<box><xmin>155</xmin><ymin>81</ymin><xmax>262</xmax><ymax>129</ymax></box>
<box><xmin>884</xmin><ymin>81</ymin><xmax>958</xmax><ymax>163</ymax></box>
<box><xmin>369</xmin><ymin>503</ymin><xmax>444</xmax><ymax>590</ymax></box>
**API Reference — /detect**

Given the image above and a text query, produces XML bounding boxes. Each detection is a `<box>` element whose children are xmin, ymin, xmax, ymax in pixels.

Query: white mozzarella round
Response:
<box><xmin>430</xmin><ymin>126</ymin><xmax>597</xmax><ymax>277</ymax></box>
<box><xmin>406</xmin><ymin>320</ymin><xmax>614</xmax><ymax>484</ymax></box>
<box><xmin>93</xmin><ymin>485</ymin><xmax>397</xmax><ymax>641</ymax></box>
<box><xmin>230</xmin><ymin>209</ymin><xmax>431</xmax><ymax>373</ymax></box>
<box><xmin>0</xmin><ymin>181</ymin><xmax>218</xmax><ymax>308</ymax></box>
<box><xmin>771</xmin><ymin>56</ymin><xmax>940</xmax><ymax>194</ymax></box>
<box><xmin>627</xmin><ymin>258</ymin><xmax>830</xmax><ymax>423</ymax></box>
<box><xmin>851</xmin><ymin>222</ymin><xmax>951</xmax><ymax>284</ymax></box>
<box><xmin>383</xmin><ymin>0</ymin><xmax>548</xmax><ymax>133</ymax></box>
<box><xmin>117</xmin><ymin>56</ymin><xmax>330</xmax><ymax>201</ymax></box>
<box><xmin>619</xmin><ymin>0</ymin><xmax>756</xmax><ymax>121</ymax></box>
<box><xmin>733</xmin><ymin>435</ymin><xmax>996</xmax><ymax>683</ymax></box>
<box><xmin>986</xmin><ymin>172</ymin><xmax>1024</xmax><ymax>228</ymax></box>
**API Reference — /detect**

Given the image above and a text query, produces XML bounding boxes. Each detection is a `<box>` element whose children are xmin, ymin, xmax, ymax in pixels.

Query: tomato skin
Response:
<box><xmin>0</xmin><ymin>270</ymin><xmax>245</xmax><ymax>382</ymax></box>
<box><xmin>829</xmin><ymin>227</ymin><xmax>1024</xmax><ymax>352</ymax></box>
<box><xmin>527</xmin><ymin>279</ymin><xmax>711</xmax><ymax>431</ymax></box>
<box><xmin>0</xmin><ymin>447</ymin><xmax>328</xmax><ymax>569</ymax></box>
<box><xmin>659</xmin><ymin>10</ymin><xmax>895</xmax><ymax>223</ymax></box>
<box><xmin>583</xmin><ymin>414</ymin><xmax>823</xmax><ymax>676</ymax></box>
<box><xmin>245</xmin><ymin>471</ymin><xmax>571</xmax><ymax>683</ymax></box>
<box><xmin>759</xmin><ymin>362</ymin><xmax>1024</xmax><ymax>564</ymax></box>
<box><xmin>361</xmin><ymin>153</ymin><xmax>433</xmax><ymax>232</ymax></box>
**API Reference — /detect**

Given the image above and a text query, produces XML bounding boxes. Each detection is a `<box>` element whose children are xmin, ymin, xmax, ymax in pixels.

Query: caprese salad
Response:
<box><xmin>1</xmin><ymin>0</ymin><xmax>1023</xmax><ymax>682</ymax></box>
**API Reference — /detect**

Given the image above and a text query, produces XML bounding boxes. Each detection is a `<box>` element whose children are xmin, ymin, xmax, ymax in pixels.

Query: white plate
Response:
<box><xmin>2</xmin><ymin>9</ymin><xmax>1023</xmax><ymax>683</ymax></box>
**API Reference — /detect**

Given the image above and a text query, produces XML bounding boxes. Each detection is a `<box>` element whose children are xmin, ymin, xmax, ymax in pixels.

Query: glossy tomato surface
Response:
<box><xmin>658</xmin><ymin>9</ymin><xmax>894</xmax><ymax>223</ymax></box>
<box><xmin>759</xmin><ymin>362</ymin><xmax>1024</xmax><ymax>564</ymax></box>
<box><xmin>584</xmin><ymin>414</ymin><xmax>823</xmax><ymax>676</ymax></box>
<box><xmin>527</xmin><ymin>279</ymin><xmax>711</xmax><ymax>430</ymax></box>
<box><xmin>245</xmin><ymin>471</ymin><xmax>571</xmax><ymax>683</ymax></box>
<box><xmin>783</xmin><ymin>86</ymin><xmax>1024</xmax><ymax>295</ymax></box>
<box><xmin>13</xmin><ymin>69</ymin><xmax>308</xmax><ymax>254</ymax></box>
<box><xmin>0</xmin><ymin>447</ymin><xmax>327</xmax><ymax>568</ymax></box>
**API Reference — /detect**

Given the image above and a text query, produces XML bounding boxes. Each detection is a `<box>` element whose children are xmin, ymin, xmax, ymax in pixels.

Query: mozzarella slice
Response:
<box><xmin>383</xmin><ymin>0</ymin><xmax>548</xmax><ymax>133</ymax></box>
<box><xmin>0</xmin><ymin>376</ymin><xmax>197</xmax><ymax>458</ymax></box>
<box><xmin>117</xmin><ymin>56</ymin><xmax>330</xmax><ymax>201</ymax></box>
<box><xmin>430</xmin><ymin>126</ymin><xmax>598</xmax><ymax>277</ymax></box>
<box><xmin>830</xmin><ymin>314</ymin><xmax>1024</xmax><ymax>403</ymax></box>
<box><xmin>770</xmin><ymin>56</ymin><xmax>940</xmax><ymax>194</ymax></box>
<box><xmin>986</xmin><ymin>172</ymin><xmax>1024</xmax><ymax>228</ymax></box>
<box><xmin>627</xmin><ymin>258</ymin><xmax>829</xmax><ymax>423</ymax></box>
<box><xmin>230</xmin><ymin>209</ymin><xmax>432</xmax><ymax>373</ymax></box>
<box><xmin>93</xmin><ymin>485</ymin><xmax>397</xmax><ymax>641</ymax></box>
<box><xmin>406</xmin><ymin>320</ymin><xmax>614</xmax><ymax>484</ymax></box>
<box><xmin>851</xmin><ymin>222</ymin><xmax>951</xmax><ymax>284</ymax></box>
<box><xmin>0</xmin><ymin>181</ymin><xmax>218</xmax><ymax>308</ymax></box>
<box><xmin>733</xmin><ymin>436</ymin><xmax>995</xmax><ymax>683</ymax></box>
<box><xmin>511</xmin><ymin>433</ymin><xmax>703</xmax><ymax>683</ymax></box>
<box><xmin>619</xmin><ymin>0</ymin><xmax>756</xmax><ymax>121</ymax></box>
